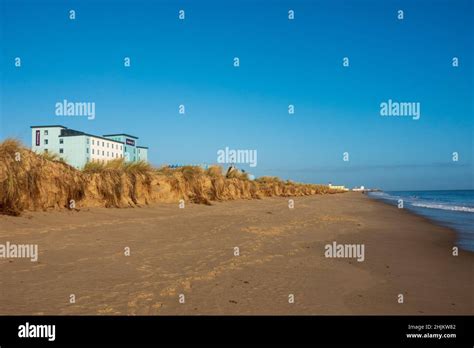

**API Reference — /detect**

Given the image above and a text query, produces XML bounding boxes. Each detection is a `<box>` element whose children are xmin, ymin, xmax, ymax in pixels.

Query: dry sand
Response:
<box><xmin>0</xmin><ymin>192</ymin><xmax>472</xmax><ymax>315</ymax></box>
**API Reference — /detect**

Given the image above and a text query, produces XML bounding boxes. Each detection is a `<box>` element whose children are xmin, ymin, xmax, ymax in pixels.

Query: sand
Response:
<box><xmin>0</xmin><ymin>192</ymin><xmax>472</xmax><ymax>315</ymax></box>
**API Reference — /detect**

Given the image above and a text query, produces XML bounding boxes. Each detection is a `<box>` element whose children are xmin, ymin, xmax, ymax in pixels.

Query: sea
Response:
<box><xmin>367</xmin><ymin>190</ymin><xmax>474</xmax><ymax>252</ymax></box>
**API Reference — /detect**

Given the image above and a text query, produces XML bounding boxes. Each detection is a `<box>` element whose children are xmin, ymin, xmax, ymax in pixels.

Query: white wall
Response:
<box><xmin>89</xmin><ymin>137</ymin><xmax>123</xmax><ymax>162</ymax></box>
<box><xmin>31</xmin><ymin>127</ymin><xmax>64</xmax><ymax>156</ymax></box>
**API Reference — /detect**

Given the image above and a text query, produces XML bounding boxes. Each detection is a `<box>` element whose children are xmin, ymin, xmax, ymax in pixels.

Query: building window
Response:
<box><xmin>44</xmin><ymin>149</ymin><xmax>48</xmax><ymax>153</ymax></box>
<box><xmin>44</xmin><ymin>139</ymin><xmax>48</xmax><ymax>145</ymax></box>
<box><xmin>102</xmin><ymin>141</ymin><xmax>104</xmax><ymax>147</ymax></box>
<box><xmin>59</xmin><ymin>139</ymin><xmax>63</xmax><ymax>144</ymax></box>
<box><xmin>92</xmin><ymin>149</ymin><xmax>94</xmax><ymax>155</ymax></box>
<box><xmin>87</xmin><ymin>138</ymin><xmax>89</xmax><ymax>144</ymax></box>
<box><xmin>86</xmin><ymin>148</ymin><xmax>89</xmax><ymax>154</ymax></box>
<box><xmin>102</xmin><ymin>151</ymin><xmax>104</xmax><ymax>156</ymax></box>
<box><xmin>44</xmin><ymin>130</ymin><xmax>48</xmax><ymax>135</ymax></box>
<box><xmin>59</xmin><ymin>149</ymin><xmax>64</xmax><ymax>154</ymax></box>
<box><xmin>92</xmin><ymin>139</ymin><xmax>94</xmax><ymax>145</ymax></box>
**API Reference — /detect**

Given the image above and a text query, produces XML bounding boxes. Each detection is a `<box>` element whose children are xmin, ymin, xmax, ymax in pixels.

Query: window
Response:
<box><xmin>87</xmin><ymin>138</ymin><xmax>89</xmax><ymax>144</ymax></box>
<box><xmin>92</xmin><ymin>139</ymin><xmax>94</xmax><ymax>145</ymax></box>
<box><xmin>44</xmin><ymin>130</ymin><xmax>48</xmax><ymax>135</ymax></box>
<box><xmin>59</xmin><ymin>139</ymin><xmax>64</xmax><ymax>144</ymax></box>
<box><xmin>107</xmin><ymin>152</ymin><xmax>109</xmax><ymax>157</ymax></box>
<box><xmin>102</xmin><ymin>141</ymin><xmax>104</xmax><ymax>147</ymax></box>
<box><xmin>107</xmin><ymin>143</ymin><xmax>109</xmax><ymax>148</ymax></box>
<box><xmin>44</xmin><ymin>149</ymin><xmax>48</xmax><ymax>153</ymax></box>
<box><xmin>92</xmin><ymin>149</ymin><xmax>94</xmax><ymax>155</ymax></box>
<box><xmin>102</xmin><ymin>151</ymin><xmax>104</xmax><ymax>156</ymax></box>
<box><xmin>59</xmin><ymin>149</ymin><xmax>64</xmax><ymax>154</ymax></box>
<box><xmin>86</xmin><ymin>148</ymin><xmax>89</xmax><ymax>154</ymax></box>
<box><xmin>44</xmin><ymin>139</ymin><xmax>48</xmax><ymax>145</ymax></box>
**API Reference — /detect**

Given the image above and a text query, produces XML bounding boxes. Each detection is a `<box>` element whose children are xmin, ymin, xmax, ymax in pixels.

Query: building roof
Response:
<box><xmin>51</xmin><ymin>127</ymin><xmax>124</xmax><ymax>144</ymax></box>
<box><xmin>102</xmin><ymin>133</ymin><xmax>139</xmax><ymax>139</ymax></box>
<box><xmin>59</xmin><ymin>134</ymin><xmax>124</xmax><ymax>144</ymax></box>
<box><xmin>31</xmin><ymin>125</ymin><xmax>146</xmax><ymax>146</ymax></box>
<box><xmin>137</xmin><ymin>146</ymin><xmax>149</xmax><ymax>149</ymax></box>
<box><xmin>31</xmin><ymin>125</ymin><xmax>66</xmax><ymax>128</ymax></box>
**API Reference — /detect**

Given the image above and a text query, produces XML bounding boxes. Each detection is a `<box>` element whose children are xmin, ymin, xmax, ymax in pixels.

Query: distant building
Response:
<box><xmin>352</xmin><ymin>186</ymin><xmax>366</xmax><ymax>192</ymax></box>
<box><xmin>31</xmin><ymin>125</ymin><xmax>148</xmax><ymax>169</ymax></box>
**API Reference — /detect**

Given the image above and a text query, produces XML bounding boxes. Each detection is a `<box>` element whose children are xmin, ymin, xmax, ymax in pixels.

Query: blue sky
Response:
<box><xmin>1</xmin><ymin>0</ymin><xmax>472</xmax><ymax>190</ymax></box>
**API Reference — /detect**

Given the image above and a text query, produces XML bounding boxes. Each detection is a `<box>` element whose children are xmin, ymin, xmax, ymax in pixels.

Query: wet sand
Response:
<box><xmin>0</xmin><ymin>193</ymin><xmax>472</xmax><ymax>315</ymax></box>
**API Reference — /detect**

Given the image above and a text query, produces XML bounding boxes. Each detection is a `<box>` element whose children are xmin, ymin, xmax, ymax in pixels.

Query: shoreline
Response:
<box><xmin>364</xmin><ymin>193</ymin><xmax>460</xmax><ymax>236</ymax></box>
<box><xmin>365</xmin><ymin>191</ymin><xmax>473</xmax><ymax>252</ymax></box>
<box><xmin>0</xmin><ymin>192</ymin><xmax>472</xmax><ymax>315</ymax></box>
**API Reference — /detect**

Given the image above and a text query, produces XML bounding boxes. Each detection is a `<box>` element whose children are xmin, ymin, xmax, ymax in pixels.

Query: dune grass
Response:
<box><xmin>0</xmin><ymin>139</ymin><xmax>84</xmax><ymax>215</ymax></box>
<box><xmin>83</xmin><ymin>159</ymin><xmax>152</xmax><ymax>174</ymax></box>
<box><xmin>0</xmin><ymin>139</ymin><xmax>24</xmax><ymax>215</ymax></box>
<box><xmin>255</xmin><ymin>176</ymin><xmax>282</xmax><ymax>184</ymax></box>
<box><xmin>0</xmin><ymin>139</ymin><xmax>344</xmax><ymax>215</ymax></box>
<box><xmin>38</xmin><ymin>151</ymin><xmax>63</xmax><ymax>162</ymax></box>
<box><xmin>82</xmin><ymin>159</ymin><xmax>153</xmax><ymax>206</ymax></box>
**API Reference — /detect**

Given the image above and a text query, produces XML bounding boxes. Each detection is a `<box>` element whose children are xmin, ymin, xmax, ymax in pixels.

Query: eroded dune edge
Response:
<box><xmin>0</xmin><ymin>139</ymin><xmax>343</xmax><ymax>215</ymax></box>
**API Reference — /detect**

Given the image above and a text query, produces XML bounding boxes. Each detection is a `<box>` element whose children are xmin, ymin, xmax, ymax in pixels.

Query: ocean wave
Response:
<box><xmin>411</xmin><ymin>203</ymin><xmax>474</xmax><ymax>213</ymax></box>
<box><xmin>368</xmin><ymin>192</ymin><xmax>399</xmax><ymax>200</ymax></box>
<box><xmin>368</xmin><ymin>191</ymin><xmax>391</xmax><ymax>198</ymax></box>
<box><xmin>368</xmin><ymin>191</ymin><xmax>474</xmax><ymax>213</ymax></box>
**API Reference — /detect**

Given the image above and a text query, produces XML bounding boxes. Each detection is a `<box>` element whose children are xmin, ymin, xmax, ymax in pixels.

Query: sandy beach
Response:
<box><xmin>0</xmin><ymin>192</ymin><xmax>472</xmax><ymax>315</ymax></box>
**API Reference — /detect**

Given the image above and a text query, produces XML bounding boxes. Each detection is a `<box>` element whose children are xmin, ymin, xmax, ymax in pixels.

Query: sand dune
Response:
<box><xmin>0</xmin><ymin>139</ymin><xmax>340</xmax><ymax>215</ymax></box>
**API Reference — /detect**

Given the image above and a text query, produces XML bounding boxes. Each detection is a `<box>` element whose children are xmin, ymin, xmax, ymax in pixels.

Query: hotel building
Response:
<box><xmin>31</xmin><ymin>125</ymin><xmax>148</xmax><ymax>169</ymax></box>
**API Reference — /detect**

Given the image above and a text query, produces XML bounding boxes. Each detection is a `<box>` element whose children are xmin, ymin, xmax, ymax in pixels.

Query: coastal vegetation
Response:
<box><xmin>0</xmin><ymin>139</ymin><xmax>343</xmax><ymax>215</ymax></box>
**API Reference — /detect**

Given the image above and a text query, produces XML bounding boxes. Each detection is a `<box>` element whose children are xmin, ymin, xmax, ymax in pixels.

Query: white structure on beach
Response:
<box><xmin>352</xmin><ymin>186</ymin><xmax>366</xmax><ymax>192</ymax></box>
